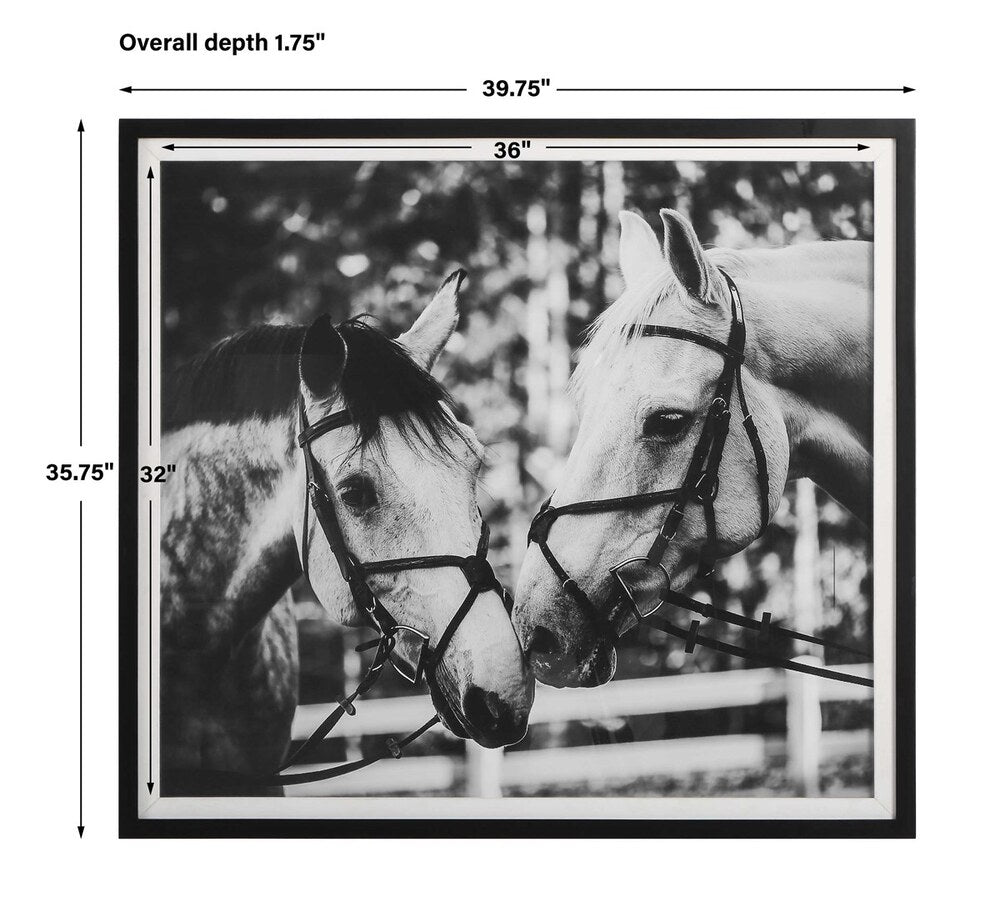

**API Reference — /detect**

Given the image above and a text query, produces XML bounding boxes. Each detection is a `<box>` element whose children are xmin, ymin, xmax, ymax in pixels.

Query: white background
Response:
<box><xmin>1</xmin><ymin>0</ymin><xmax>993</xmax><ymax>902</ymax></box>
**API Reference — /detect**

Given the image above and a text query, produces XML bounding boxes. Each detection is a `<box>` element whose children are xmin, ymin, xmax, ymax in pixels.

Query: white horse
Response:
<box><xmin>514</xmin><ymin>209</ymin><xmax>872</xmax><ymax>687</ymax></box>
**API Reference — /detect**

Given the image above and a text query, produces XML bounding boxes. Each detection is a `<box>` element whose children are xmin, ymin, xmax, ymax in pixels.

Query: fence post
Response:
<box><xmin>786</xmin><ymin>656</ymin><xmax>822</xmax><ymax>796</ymax></box>
<box><xmin>792</xmin><ymin>478</ymin><xmax>822</xmax><ymax>638</ymax></box>
<box><xmin>342</xmin><ymin>628</ymin><xmax>363</xmax><ymax>763</ymax></box>
<box><xmin>787</xmin><ymin>479</ymin><xmax>823</xmax><ymax>796</ymax></box>
<box><xmin>465</xmin><ymin>740</ymin><xmax>504</xmax><ymax>798</ymax></box>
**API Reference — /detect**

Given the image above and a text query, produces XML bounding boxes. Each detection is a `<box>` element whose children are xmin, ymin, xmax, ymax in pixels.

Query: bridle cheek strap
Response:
<box><xmin>298</xmin><ymin>401</ymin><xmax>354</xmax><ymax>587</ymax></box>
<box><xmin>736</xmin><ymin>366</ymin><xmax>771</xmax><ymax>536</ymax></box>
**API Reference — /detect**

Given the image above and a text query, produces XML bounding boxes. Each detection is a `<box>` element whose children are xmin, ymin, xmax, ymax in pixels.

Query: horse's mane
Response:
<box><xmin>164</xmin><ymin>317</ymin><xmax>463</xmax><ymax>455</ymax></box>
<box><xmin>165</xmin><ymin>324</ymin><xmax>304</xmax><ymax>429</ymax></box>
<box><xmin>571</xmin><ymin>249</ymin><xmax>747</xmax><ymax>400</ymax></box>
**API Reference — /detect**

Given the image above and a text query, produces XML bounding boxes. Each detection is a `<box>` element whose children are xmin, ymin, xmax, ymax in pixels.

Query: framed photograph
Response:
<box><xmin>120</xmin><ymin>119</ymin><xmax>914</xmax><ymax>837</ymax></box>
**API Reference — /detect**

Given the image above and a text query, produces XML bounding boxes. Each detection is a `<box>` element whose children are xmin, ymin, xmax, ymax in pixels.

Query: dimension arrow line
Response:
<box><xmin>123</xmin><ymin>85</ymin><xmax>466</xmax><ymax>93</ymax></box>
<box><xmin>163</xmin><ymin>143</ymin><xmax>473</xmax><ymax>151</ymax></box>
<box><xmin>148</xmin><ymin>499</ymin><xmax>154</xmax><ymax>796</ymax></box>
<box><xmin>78</xmin><ymin>500</ymin><xmax>84</xmax><ymax>837</ymax></box>
<box><xmin>147</xmin><ymin>167</ymin><xmax>154</xmax><ymax>448</ymax></box>
<box><xmin>557</xmin><ymin>86</ymin><xmax>914</xmax><ymax>93</ymax></box>
<box><xmin>78</xmin><ymin>121</ymin><xmax>84</xmax><ymax>447</ymax></box>
<box><xmin>547</xmin><ymin>144</ymin><xmax>869</xmax><ymax>151</ymax></box>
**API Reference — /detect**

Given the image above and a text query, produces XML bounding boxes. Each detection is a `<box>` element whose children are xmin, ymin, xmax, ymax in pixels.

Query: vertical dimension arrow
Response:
<box><xmin>148</xmin><ymin>499</ymin><xmax>154</xmax><ymax>795</ymax></box>
<box><xmin>78</xmin><ymin>501</ymin><xmax>84</xmax><ymax>837</ymax></box>
<box><xmin>146</xmin><ymin>167</ymin><xmax>156</xmax><ymax>796</ymax></box>
<box><xmin>147</xmin><ymin>167</ymin><xmax>154</xmax><ymax>448</ymax></box>
<box><xmin>78</xmin><ymin>121</ymin><xmax>84</xmax><ymax>448</ymax></box>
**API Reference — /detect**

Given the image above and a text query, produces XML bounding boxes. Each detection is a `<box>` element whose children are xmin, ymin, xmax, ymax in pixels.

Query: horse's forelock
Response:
<box><xmin>336</xmin><ymin>316</ymin><xmax>468</xmax><ymax>462</ymax></box>
<box><xmin>571</xmin><ymin>265</ymin><xmax>677</xmax><ymax>399</ymax></box>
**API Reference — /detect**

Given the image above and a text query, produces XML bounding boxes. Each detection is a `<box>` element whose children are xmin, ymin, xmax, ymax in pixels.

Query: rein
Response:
<box><xmin>527</xmin><ymin>270</ymin><xmax>872</xmax><ymax>688</ymax></box>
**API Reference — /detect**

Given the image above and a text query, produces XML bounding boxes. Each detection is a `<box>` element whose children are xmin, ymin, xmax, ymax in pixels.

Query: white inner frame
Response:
<box><xmin>135</xmin><ymin>135</ymin><xmax>897</xmax><ymax>821</ymax></box>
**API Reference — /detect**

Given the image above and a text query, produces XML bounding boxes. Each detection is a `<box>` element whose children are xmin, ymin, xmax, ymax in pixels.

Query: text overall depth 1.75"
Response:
<box><xmin>118</xmin><ymin>33</ymin><xmax>326</xmax><ymax>56</ymax></box>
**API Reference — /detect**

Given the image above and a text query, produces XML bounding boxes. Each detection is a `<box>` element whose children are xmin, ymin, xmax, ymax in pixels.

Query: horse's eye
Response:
<box><xmin>642</xmin><ymin>410</ymin><xmax>692</xmax><ymax>441</ymax></box>
<box><xmin>337</xmin><ymin>476</ymin><xmax>378</xmax><ymax>512</ymax></box>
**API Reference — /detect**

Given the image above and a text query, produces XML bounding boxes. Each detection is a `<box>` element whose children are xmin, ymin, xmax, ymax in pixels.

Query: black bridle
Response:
<box><xmin>528</xmin><ymin>270</ymin><xmax>873</xmax><ymax>688</ymax></box>
<box><xmin>269</xmin><ymin>394</ymin><xmax>511</xmax><ymax>787</ymax></box>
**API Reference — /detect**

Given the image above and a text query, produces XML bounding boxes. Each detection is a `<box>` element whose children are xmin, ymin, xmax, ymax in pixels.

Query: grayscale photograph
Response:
<box><xmin>134</xmin><ymin>133</ymin><xmax>894</xmax><ymax>826</ymax></box>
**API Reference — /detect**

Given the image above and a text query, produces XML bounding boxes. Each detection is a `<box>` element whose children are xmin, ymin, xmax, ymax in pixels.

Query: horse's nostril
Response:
<box><xmin>527</xmin><ymin>626</ymin><xmax>560</xmax><ymax>657</ymax></box>
<box><xmin>462</xmin><ymin>685</ymin><xmax>514</xmax><ymax>734</ymax></box>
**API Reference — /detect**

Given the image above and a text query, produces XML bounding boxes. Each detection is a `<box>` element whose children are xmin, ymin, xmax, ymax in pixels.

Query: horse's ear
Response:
<box><xmin>396</xmin><ymin>269</ymin><xmax>465</xmax><ymax>370</ymax></box>
<box><xmin>618</xmin><ymin>211</ymin><xmax>664</xmax><ymax>286</ymax></box>
<box><xmin>299</xmin><ymin>315</ymin><xmax>348</xmax><ymax>400</ymax></box>
<box><xmin>660</xmin><ymin>208</ymin><xmax>709</xmax><ymax>300</ymax></box>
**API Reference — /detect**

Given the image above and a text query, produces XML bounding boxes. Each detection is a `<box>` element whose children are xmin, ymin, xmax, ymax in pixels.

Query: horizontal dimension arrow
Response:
<box><xmin>557</xmin><ymin>86</ymin><xmax>913</xmax><ymax>93</ymax></box>
<box><xmin>547</xmin><ymin>144</ymin><xmax>870</xmax><ymax>151</ymax></box>
<box><xmin>163</xmin><ymin>143</ymin><xmax>473</xmax><ymax>151</ymax></box>
<box><xmin>122</xmin><ymin>85</ymin><xmax>465</xmax><ymax>93</ymax></box>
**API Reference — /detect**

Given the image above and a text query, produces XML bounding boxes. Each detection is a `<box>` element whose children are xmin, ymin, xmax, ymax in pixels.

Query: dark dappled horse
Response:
<box><xmin>514</xmin><ymin>209</ymin><xmax>873</xmax><ymax>688</ymax></box>
<box><xmin>161</xmin><ymin>272</ymin><xmax>532</xmax><ymax>794</ymax></box>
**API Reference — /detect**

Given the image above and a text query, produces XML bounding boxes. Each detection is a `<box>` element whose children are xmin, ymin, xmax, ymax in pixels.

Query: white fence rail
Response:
<box><xmin>287</xmin><ymin>664</ymin><xmax>873</xmax><ymax>797</ymax></box>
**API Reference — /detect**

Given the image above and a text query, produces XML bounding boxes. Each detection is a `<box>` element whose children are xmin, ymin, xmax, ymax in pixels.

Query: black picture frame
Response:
<box><xmin>120</xmin><ymin>118</ymin><xmax>915</xmax><ymax>839</ymax></box>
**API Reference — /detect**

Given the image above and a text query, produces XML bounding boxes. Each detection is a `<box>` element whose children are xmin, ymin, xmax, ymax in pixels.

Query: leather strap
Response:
<box><xmin>642</xmin><ymin>614</ymin><xmax>873</xmax><ymax>688</ymax></box>
<box><xmin>298</xmin><ymin>395</ymin><xmax>358</xmax><ymax>586</ymax></box>
<box><xmin>639</xmin><ymin>325</ymin><xmax>744</xmax><ymax>361</ymax></box>
<box><xmin>660</xmin><ymin>589</ymin><xmax>872</xmax><ymax>660</ymax></box>
<box><xmin>297</xmin><ymin>409</ymin><xmax>353</xmax><ymax>446</ymax></box>
<box><xmin>529</xmin><ymin>488</ymin><xmax>684</xmax><ymax>528</ymax></box>
<box><xmin>273</xmin><ymin>633</ymin><xmax>395</xmax><ymax>777</ymax></box>
<box><xmin>269</xmin><ymin>716</ymin><xmax>441</xmax><ymax>787</ymax></box>
<box><xmin>735</xmin><ymin>367</ymin><xmax>771</xmax><ymax>536</ymax></box>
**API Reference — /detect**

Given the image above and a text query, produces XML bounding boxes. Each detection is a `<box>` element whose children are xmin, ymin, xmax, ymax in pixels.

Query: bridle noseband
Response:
<box><xmin>527</xmin><ymin>269</ymin><xmax>872</xmax><ymax>688</ymax></box>
<box><xmin>270</xmin><ymin>388</ymin><xmax>513</xmax><ymax>786</ymax></box>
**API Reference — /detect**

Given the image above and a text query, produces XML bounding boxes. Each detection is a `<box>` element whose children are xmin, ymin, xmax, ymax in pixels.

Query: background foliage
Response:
<box><xmin>162</xmin><ymin>158</ymin><xmax>874</xmax><ymax>794</ymax></box>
